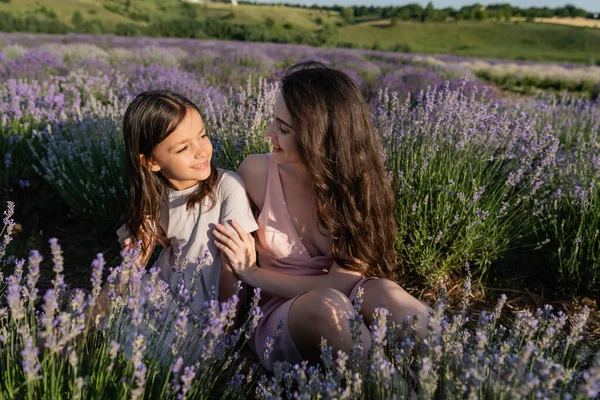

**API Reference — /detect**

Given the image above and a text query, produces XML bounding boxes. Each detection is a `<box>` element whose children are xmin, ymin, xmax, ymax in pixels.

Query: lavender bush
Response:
<box><xmin>531</xmin><ymin>95</ymin><xmax>600</xmax><ymax>291</ymax></box>
<box><xmin>374</xmin><ymin>83</ymin><xmax>559</xmax><ymax>284</ymax></box>
<box><xmin>0</xmin><ymin>203</ymin><xmax>598</xmax><ymax>399</ymax></box>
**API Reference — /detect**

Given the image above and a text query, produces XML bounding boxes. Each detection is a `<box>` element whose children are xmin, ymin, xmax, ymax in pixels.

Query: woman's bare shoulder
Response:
<box><xmin>237</xmin><ymin>154</ymin><xmax>269</xmax><ymax>211</ymax></box>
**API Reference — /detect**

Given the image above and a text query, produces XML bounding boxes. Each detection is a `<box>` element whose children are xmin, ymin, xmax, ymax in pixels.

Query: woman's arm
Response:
<box><xmin>244</xmin><ymin>261</ymin><xmax>363</xmax><ymax>299</ymax></box>
<box><xmin>213</xmin><ymin>221</ymin><xmax>364</xmax><ymax>299</ymax></box>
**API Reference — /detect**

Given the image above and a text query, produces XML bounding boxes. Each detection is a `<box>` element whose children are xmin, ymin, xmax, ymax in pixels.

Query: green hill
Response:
<box><xmin>1</xmin><ymin>0</ymin><xmax>600</xmax><ymax>65</ymax></box>
<box><xmin>0</xmin><ymin>0</ymin><xmax>340</xmax><ymax>30</ymax></box>
<box><xmin>339</xmin><ymin>19</ymin><xmax>600</xmax><ymax>64</ymax></box>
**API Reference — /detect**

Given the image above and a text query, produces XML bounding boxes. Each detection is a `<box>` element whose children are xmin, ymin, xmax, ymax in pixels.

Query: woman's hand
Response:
<box><xmin>213</xmin><ymin>220</ymin><xmax>258</xmax><ymax>282</ymax></box>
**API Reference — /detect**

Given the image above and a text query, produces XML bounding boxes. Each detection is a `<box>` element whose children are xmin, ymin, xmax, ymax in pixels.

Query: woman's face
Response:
<box><xmin>145</xmin><ymin>107</ymin><xmax>213</xmax><ymax>191</ymax></box>
<box><xmin>265</xmin><ymin>92</ymin><xmax>302</xmax><ymax>165</ymax></box>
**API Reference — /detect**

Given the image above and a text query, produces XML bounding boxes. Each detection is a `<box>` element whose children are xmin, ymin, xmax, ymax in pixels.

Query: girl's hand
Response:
<box><xmin>213</xmin><ymin>220</ymin><xmax>257</xmax><ymax>281</ymax></box>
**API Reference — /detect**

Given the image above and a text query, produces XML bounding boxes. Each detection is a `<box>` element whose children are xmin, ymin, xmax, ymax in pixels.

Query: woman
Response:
<box><xmin>213</xmin><ymin>61</ymin><xmax>429</xmax><ymax>371</ymax></box>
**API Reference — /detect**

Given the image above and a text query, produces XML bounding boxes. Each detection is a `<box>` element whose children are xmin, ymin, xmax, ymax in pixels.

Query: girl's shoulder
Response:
<box><xmin>216</xmin><ymin>168</ymin><xmax>252</xmax><ymax>198</ymax></box>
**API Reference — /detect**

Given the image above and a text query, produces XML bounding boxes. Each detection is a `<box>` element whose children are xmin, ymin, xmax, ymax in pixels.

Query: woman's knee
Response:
<box><xmin>361</xmin><ymin>278</ymin><xmax>430</xmax><ymax>319</ymax></box>
<box><xmin>289</xmin><ymin>288</ymin><xmax>354</xmax><ymax>334</ymax></box>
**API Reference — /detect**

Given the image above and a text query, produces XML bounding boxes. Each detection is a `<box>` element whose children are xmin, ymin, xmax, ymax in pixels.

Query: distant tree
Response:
<box><xmin>180</xmin><ymin>2</ymin><xmax>198</xmax><ymax>19</ymax></box>
<box><xmin>440</xmin><ymin>7</ymin><xmax>455</xmax><ymax>20</ymax></box>
<box><xmin>0</xmin><ymin>11</ymin><xmax>15</xmax><ymax>29</ymax></box>
<box><xmin>422</xmin><ymin>2</ymin><xmax>435</xmax><ymax>22</ymax></box>
<box><xmin>71</xmin><ymin>11</ymin><xmax>84</xmax><ymax>27</ymax></box>
<box><xmin>0</xmin><ymin>0</ymin><xmax>11</xmax><ymax>4</ymax></box>
<box><xmin>474</xmin><ymin>6</ymin><xmax>486</xmax><ymax>20</ymax></box>
<box><xmin>78</xmin><ymin>19</ymin><xmax>104</xmax><ymax>34</ymax></box>
<box><xmin>340</xmin><ymin>7</ymin><xmax>354</xmax><ymax>22</ymax></box>
<box><xmin>115</xmin><ymin>23</ymin><xmax>142</xmax><ymax>36</ymax></box>
<box><xmin>265</xmin><ymin>17</ymin><xmax>275</xmax><ymax>27</ymax></box>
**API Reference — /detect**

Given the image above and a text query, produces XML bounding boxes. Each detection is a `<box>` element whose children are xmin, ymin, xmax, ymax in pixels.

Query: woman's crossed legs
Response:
<box><xmin>287</xmin><ymin>278</ymin><xmax>430</xmax><ymax>364</ymax></box>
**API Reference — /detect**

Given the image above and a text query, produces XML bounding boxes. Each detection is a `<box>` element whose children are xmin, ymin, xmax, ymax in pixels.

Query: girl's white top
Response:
<box><xmin>117</xmin><ymin>169</ymin><xmax>258</xmax><ymax>314</ymax></box>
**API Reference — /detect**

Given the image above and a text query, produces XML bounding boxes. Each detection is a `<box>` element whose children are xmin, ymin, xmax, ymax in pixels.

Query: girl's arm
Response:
<box><xmin>87</xmin><ymin>226</ymin><xmax>157</xmax><ymax>331</ymax></box>
<box><xmin>219</xmin><ymin>254</ymin><xmax>242</xmax><ymax>303</ymax></box>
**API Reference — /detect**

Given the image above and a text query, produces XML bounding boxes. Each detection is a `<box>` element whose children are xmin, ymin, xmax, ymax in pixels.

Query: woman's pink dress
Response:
<box><xmin>250</xmin><ymin>154</ymin><xmax>374</xmax><ymax>371</ymax></box>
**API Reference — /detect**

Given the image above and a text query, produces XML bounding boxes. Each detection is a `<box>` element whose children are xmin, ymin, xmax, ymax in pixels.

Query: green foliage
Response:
<box><xmin>77</xmin><ymin>19</ymin><xmax>105</xmax><ymax>35</ymax></box>
<box><xmin>264</xmin><ymin>17</ymin><xmax>274</xmax><ymax>27</ymax></box>
<box><xmin>340</xmin><ymin>7</ymin><xmax>354</xmax><ymax>22</ymax></box>
<box><xmin>36</xmin><ymin>6</ymin><xmax>58</xmax><ymax>20</ymax></box>
<box><xmin>314</xmin><ymin>23</ymin><xmax>338</xmax><ymax>46</ymax></box>
<box><xmin>0</xmin><ymin>0</ymin><xmax>11</xmax><ymax>4</ymax></box>
<box><xmin>103</xmin><ymin>3</ymin><xmax>121</xmax><ymax>14</ymax></box>
<box><xmin>71</xmin><ymin>11</ymin><xmax>84</xmax><ymax>27</ymax></box>
<box><xmin>179</xmin><ymin>1</ymin><xmax>197</xmax><ymax>19</ymax></box>
<box><xmin>127</xmin><ymin>9</ymin><xmax>150</xmax><ymax>22</ymax></box>
<box><xmin>114</xmin><ymin>22</ymin><xmax>143</xmax><ymax>36</ymax></box>
<box><xmin>545</xmin><ymin>188</ymin><xmax>600</xmax><ymax>291</ymax></box>
<box><xmin>391</xmin><ymin>42</ymin><xmax>412</xmax><ymax>52</ymax></box>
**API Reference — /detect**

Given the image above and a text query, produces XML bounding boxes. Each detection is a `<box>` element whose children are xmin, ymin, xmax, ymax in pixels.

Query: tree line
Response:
<box><xmin>239</xmin><ymin>1</ymin><xmax>598</xmax><ymax>22</ymax></box>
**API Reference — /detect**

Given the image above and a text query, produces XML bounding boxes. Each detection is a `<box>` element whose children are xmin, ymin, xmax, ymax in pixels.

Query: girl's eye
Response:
<box><xmin>177</xmin><ymin>146</ymin><xmax>188</xmax><ymax>153</ymax></box>
<box><xmin>280</xmin><ymin>128</ymin><xmax>289</xmax><ymax>134</ymax></box>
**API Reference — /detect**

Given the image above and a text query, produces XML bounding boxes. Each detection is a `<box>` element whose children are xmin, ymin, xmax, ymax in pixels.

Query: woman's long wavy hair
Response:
<box><xmin>281</xmin><ymin>61</ymin><xmax>396</xmax><ymax>279</ymax></box>
<box><xmin>122</xmin><ymin>89</ymin><xmax>218</xmax><ymax>253</ymax></box>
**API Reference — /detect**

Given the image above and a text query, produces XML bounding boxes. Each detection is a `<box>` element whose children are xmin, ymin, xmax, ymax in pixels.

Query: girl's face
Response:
<box><xmin>145</xmin><ymin>107</ymin><xmax>213</xmax><ymax>191</ymax></box>
<box><xmin>265</xmin><ymin>92</ymin><xmax>302</xmax><ymax>165</ymax></box>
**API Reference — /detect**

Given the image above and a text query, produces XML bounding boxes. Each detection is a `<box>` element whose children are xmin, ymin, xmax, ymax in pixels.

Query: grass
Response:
<box><xmin>534</xmin><ymin>17</ymin><xmax>600</xmax><ymax>29</ymax></box>
<box><xmin>339</xmin><ymin>20</ymin><xmax>600</xmax><ymax>64</ymax></box>
<box><xmin>0</xmin><ymin>0</ymin><xmax>342</xmax><ymax>31</ymax></box>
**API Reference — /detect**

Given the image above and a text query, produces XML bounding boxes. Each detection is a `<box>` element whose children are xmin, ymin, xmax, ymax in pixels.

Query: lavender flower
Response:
<box><xmin>21</xmin><ymin>336</ymin><xmax>41</xmax><ymax>381</ymax></box>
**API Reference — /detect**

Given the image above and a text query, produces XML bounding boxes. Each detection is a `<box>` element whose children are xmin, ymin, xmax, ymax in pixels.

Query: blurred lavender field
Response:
<box><xmin>0</xmin><ymin>32</ymin><xmax>599</xmax><ymax>398</ymax></box>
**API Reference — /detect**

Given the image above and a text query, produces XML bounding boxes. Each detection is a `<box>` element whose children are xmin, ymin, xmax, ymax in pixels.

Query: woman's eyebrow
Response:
<box><xmin>275</xmin><ymin>117</ymin><xmax>293</xmax><ymax>129</ymax></box>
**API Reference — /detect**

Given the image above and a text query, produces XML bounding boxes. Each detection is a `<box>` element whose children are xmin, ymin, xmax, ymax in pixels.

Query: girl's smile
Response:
<box><xmin>191</xmin><ymin>161</ymin><xmax>209</xmax><ymax>170</ymax></box>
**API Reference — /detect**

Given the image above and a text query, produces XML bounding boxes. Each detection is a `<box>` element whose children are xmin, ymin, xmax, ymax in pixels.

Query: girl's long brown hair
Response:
<box><xmin>122</xmin><ymin>89</ymin><xmax>218</xmax><ymax>255</ymax></box>
<box><xmin>281</xmin><ymin>61</ymin><xmax>396</xmax><ymax>279</ymax></box>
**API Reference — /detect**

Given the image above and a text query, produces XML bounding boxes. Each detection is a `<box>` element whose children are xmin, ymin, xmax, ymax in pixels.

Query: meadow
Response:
<box><xmin>0</xmin><ymin>32</ymin><xmax>599</xmax><ymax>398</ymax></box>
<box><xmin>2</xmin><ymin>0</ymin><xmax>600</xmax><ymax>65</ymax></box>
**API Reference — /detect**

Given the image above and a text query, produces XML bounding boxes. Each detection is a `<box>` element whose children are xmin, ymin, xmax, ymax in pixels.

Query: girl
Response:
<box><xmin>214</xmin><ymin>62</ymin><xmax>430</xmax><ymax>371</ymax></box>
<box><xmin>96</xmin><ymin>89</ymin><xmax>258</xmax><ymax>362</ymax></box>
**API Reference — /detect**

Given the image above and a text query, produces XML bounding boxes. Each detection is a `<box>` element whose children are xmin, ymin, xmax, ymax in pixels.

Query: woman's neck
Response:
<box><xmin>280</xmin><ymin>161</ymin><xmax>312</xmax><ymax>186</ymax></box>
